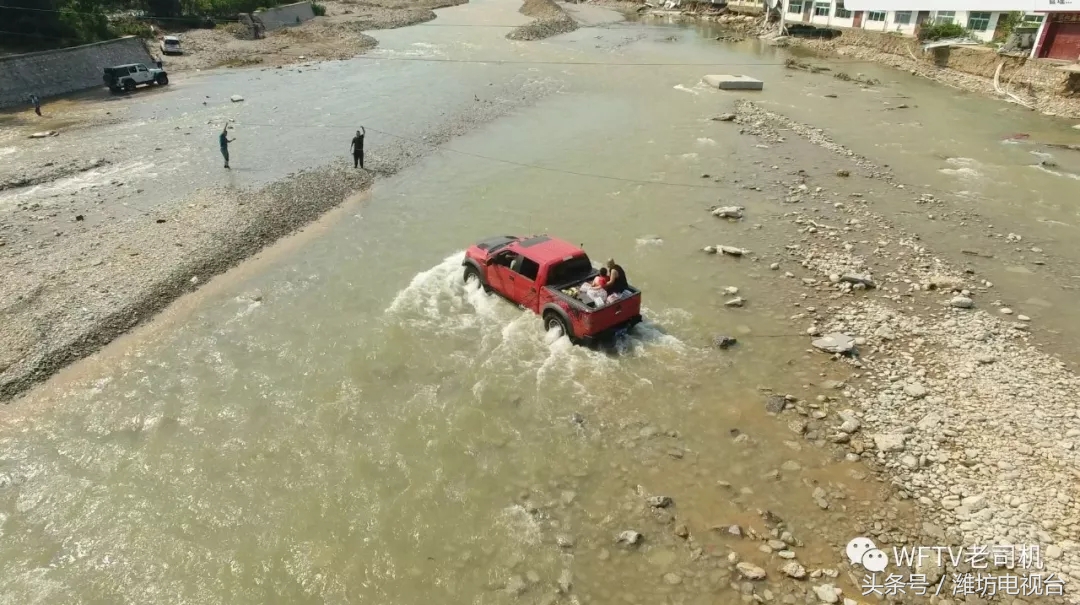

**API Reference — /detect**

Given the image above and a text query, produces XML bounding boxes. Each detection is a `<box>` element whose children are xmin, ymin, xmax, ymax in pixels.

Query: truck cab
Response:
<box><xmin>463</xmin><ymin>235</ymin><xmax>642</xmax><ymax>345</ymax></box>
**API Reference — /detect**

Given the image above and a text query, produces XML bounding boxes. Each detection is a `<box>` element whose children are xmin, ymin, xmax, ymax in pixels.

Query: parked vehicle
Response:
<box><xmin>103</xmin><ymin>63</ymin><xmax>169</xmax><ymax>93</ymax></box>
<box><xmin>462</xmin><ymin>235</ymin><xmax>643</xmax><ymax>345</ymax></box>
<box><xmin>160</xmin><ymin>35</ymin><xmax>183</xmax><ymax>55</ymax></box>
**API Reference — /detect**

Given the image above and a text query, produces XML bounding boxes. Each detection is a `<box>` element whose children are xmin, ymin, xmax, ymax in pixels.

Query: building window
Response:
<box><xmin>894</xmin><ymin>10</ymin><xmax>912</xmax><ymax>24</ymax></box>
<box><xmin>813</xmin><ymin>2</ymin><xmax>830</xmax><ymax>16</ymax></box>
<box><xmin>1021</xmin><ymin>14</ymin><xmax>1044</xmax><ymax>26</ymax></box>
<box><xmin>835</xmin><ymin>0</ymin><xmax>852</xmax><ymax>18</ymax></box>
<box><xmin>934</xmin><ymin>10</ymin><xmax>955</xmax><ymax>24</ymax></box>
<box><xmin>967</xmin><ymin>11</ymin><xmax>991</xmax><ymax>31</ymax></box>
<box><xmin>867</xmin><ymin>10</ymin><xmax>886</xmax><ymax>21</ymax></box>
<box><xmin>788</xmin><ymin>0</ymin><xmax>804</xmax><ymax>13</ymax></box>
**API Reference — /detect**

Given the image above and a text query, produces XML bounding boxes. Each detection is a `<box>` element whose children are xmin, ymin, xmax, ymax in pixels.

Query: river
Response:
<box><xmin>1</xmin><ymin>1</ymin><xmax>1077</xmax><ymax>603</ymax></box>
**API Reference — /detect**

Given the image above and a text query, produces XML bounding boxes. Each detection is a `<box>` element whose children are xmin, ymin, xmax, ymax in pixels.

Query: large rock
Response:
<box><xmin>782</xmin><ymin>561</ymin><xmax>807</xmax><ymax>579</ymax></box>
<box><xmin>814</xmin><ymin>584</ymin><xmax>840</xmax><ymax>603</ymax></box>
<box><xmin>736</xmin><ymin>562</ymin><xmax>767</xmax><ymax>580</ymax></box>
<box><xmin>903</xmin><ymin>383</ymin><xmax>928</xmax><ymax>399</ymax></box>
<box><xmin>949</xmin><ymin>296</ymin><xmax>974</xmax><ymax>309</ymax></box>
<box><xmin>873</xmin><ymin>433</ymin><xmax>907</xmax><ymax>452</ymax></box>
<box><xmin>812</xmin><ymin>333</ymin><xmax>855</xmax><ymax>355</ymax></box>
<box><xmin>712</xmin><ymin>205</ymin><xmax>744</xmax><ymax>219</ymax></box>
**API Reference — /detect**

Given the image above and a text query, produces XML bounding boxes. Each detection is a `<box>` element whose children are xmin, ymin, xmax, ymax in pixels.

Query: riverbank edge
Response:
<box><xmin>725</xmin><ymin>98</ymin><xmax>1080</xmax><ymax>599</ymax></box>
<box><xmin>597</xmin><ymin>0</ymin><xmax>1080</xmax><ymax>119</ymax></box>
<box><xmin>0</xmin><ymin>76</ymin><xmax>563</xmax><ymax>403</ymax></box>
<box><xmin>507</xmin><ymin>0</ymin><xmax>578</xmax><ymax>41</ymax></box>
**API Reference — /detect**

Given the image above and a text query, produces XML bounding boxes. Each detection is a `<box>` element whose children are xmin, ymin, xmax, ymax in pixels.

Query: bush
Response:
<box><xmin>311</xmin><ymin>2</ymin><xmax>326</xmax><ymax>15</ymax></box>
<box><xmin>917</xmin><ymin>21</ymin><xmax>969</xmax><ymax>42</ymax></box>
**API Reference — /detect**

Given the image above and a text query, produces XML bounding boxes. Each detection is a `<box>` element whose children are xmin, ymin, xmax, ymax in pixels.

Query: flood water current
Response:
<box><xmin>2</xmin><ymin>0</ymin><xmax>1079</xmax><ymax>603</ymax></box>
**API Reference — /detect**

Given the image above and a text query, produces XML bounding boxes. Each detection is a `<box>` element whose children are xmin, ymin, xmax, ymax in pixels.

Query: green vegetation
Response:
<box><xmin>0</xmin><ymin>0</ymin><xmax>293</xmax><ymax>51</ymax></box>
<box><xmin>992</xmin><ymin>11</ymin><xmax>1024</xmax><ymax>43</ymax></box>
<box><xmin>917</xmin><ymin>21</ymin><xmax>970</xmax><ymax>42</ymax></box>
<box><xmin>311</xmin><ymin>1</ymin><xmax>325</xmax><ymax>15</ymax></box>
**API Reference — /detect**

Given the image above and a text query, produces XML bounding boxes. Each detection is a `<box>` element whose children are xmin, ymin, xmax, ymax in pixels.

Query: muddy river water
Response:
<box><xmin>1</xmin><ymin>1</ymin><xmax>1078</xmax><ymax>603</ymax></box>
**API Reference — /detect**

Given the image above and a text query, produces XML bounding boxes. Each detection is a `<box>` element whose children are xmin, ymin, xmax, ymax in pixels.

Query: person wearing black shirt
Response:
<box><xmin>350</xmin><ymin>127</ymin><xmax>366</xmax><ymax>169</ymax></box>
<box><xmin>604</xmin><ymin>258</ymin><xmax>628</xmax><ymax>294</ymax></box>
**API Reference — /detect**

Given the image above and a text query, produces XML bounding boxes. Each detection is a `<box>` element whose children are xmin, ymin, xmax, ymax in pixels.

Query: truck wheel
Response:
<box><xmin>543</xmin><ymin>312</ymin><xmax>573</xmax><ymax>341</ymax></box>
<box><xmin>156</xmin><ymin>74</ymin><xmax>169</xmax><ymax>85</ymax></box>
<box><xmin>463</xmin><ymin>265</ymin><xmax>487</xmax><ymax>292</ymax></box>
<box><xmin>123</xmin><ymin>79</ymin><xmax>136</xmax><ymax>92</ymax></box>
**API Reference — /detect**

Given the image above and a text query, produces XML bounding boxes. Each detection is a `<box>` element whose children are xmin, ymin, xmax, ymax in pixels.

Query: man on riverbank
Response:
<box><xmin>29</xmin><ymin>94</ymin><xmax>41</xmax><ymax>116</ymax></box>
<box><xmin>350</xmin><ymin>127</ymin><xmax>365</xmax><ymax>169</ymax></box>
<box><xmin>219</xmin><ymin>125</ymin><xmax>234</xmax><ymax>169</ymax></box>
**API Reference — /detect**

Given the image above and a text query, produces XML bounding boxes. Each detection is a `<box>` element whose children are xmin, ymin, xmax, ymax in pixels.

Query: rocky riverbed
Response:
<box><xmin>703</xmin><ymin>98</ymin><xmax>1080</xmax><ymax>603</ymax></box>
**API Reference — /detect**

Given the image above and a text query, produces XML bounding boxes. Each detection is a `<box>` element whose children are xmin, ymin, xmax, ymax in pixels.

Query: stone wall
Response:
<box><xmin>253</xmin><ymin>1</ymin><xmax>316</xmax><ymax>31</ymax></box>
<box><xmin>0</xmin><ymin>36</ymin><xmax>153</xmax><ymax>109</ymax></box>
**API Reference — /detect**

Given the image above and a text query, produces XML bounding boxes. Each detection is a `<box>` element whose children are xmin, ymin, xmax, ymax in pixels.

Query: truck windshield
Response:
<box><xmin>546</xmin><ymin>255</ymin><xmax>593</xmax><ymax>287</ymax></box>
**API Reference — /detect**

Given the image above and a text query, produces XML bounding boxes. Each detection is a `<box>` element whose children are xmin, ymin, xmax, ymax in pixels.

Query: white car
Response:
<box><xmin>161</xmin><ymin>36</ymin><xmax>182</xmax><ymax>55</ymax></box>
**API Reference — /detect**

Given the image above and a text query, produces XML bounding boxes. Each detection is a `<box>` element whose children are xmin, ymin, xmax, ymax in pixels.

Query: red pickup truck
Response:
<box><xmin>462</xmin><ymin>235</ymin><xmax>643</xmax><ymax>345</ymax></box>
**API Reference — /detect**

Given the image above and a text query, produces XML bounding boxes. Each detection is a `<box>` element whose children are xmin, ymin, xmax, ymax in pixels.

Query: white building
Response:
<box><xmin>779</xmin><ymin>0</ymin><xmax>1007</xmax><ymax>41</ymax></box>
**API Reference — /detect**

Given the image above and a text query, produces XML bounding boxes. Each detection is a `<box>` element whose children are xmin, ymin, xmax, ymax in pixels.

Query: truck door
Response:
<box><xmin>135</xmin><ymin>64</ymin><xmax>149</xmax><ymax>82</ymax></box>
<box><xmin>485</xmin><ymin>251</ymin><xmax>516</xmax><ymax>298</ymax></box>
<box><xmin>510</xmin><ymin>256</ymin><xmax>541</xmax><ymax>312</ymax></box>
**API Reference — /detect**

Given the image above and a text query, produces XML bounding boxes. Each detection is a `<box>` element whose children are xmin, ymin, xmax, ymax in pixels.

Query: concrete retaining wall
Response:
<box><xmin>0</xmin><ymin>36</ymin><xmax>153</xmax><ymax>109</ymax></box>
<box><xmin>254</xmin><ymin>1</ymin><xmax>316</xmax><ymax>31</ymax></box>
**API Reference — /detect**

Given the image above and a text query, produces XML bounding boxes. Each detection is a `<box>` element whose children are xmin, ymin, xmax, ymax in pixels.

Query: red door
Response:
<box><xmin>505</xmin><ymin>257</ymin><xmax>540</xmax><ymax>312</ymax></box>
<box><xmin>853</xmin><ymin>11</ymin><xmax>863</xmax><ymax>27</ymax></box>
<box><xmin>486</xmin><ymin>252</ymin><xmax>516</xmax><ymax>298</ymax></box>
<box><xmin>1042</xmin><ymin>21</ymin><xmax>1080</xmax><ymax>61</ymax></box>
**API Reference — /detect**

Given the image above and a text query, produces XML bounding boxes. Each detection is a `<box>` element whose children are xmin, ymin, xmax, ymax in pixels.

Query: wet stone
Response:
<box><xmin>647</xmin><ymin>495</ymin><xmax>674</xmax><ymax>508</ymax></box>
<box><xmin>765</xmin><ymin>395</ymin><xmax>787</xmax><ymax>414</ymax></box>
<box><xmin>782</xmin><ymin>561</ymin><xmax>807</xmax><ymax>579</ymax></box>
<box><xmin>556</xmin><ymin>534</ymin><xmax>575</xmax><ymax>548</ymax></box>
<box><xmin>737</xmin><ymin>562</ymin><xmax>767</xmax><ymax>580</ymax></box>
<box><xmin>664</xmin><ymin>572</ymin><xmax>683</xmax><ymax>585</ymax></box>
<box><xmin>617</xmin><ymin>530</ymin><xmax>643</xmax><ymax>546</ymax></box>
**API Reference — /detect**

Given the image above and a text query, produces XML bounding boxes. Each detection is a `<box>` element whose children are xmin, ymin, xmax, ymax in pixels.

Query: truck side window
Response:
<box><xmin>137</xmin><ymin>65</ymin><xmax>147</xmax><ymax>72</ymax></box>
<box><xmin>497</xmin><ymin>252</ymin><xmax>517</xmax><ymax>267</ymax></box>
<box><xmin>516</xmin><ymin>258</ymin><xmax>540</xmax><ymax>281</ymax></box>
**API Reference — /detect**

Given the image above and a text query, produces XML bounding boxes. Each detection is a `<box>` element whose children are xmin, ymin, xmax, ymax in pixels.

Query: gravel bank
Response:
<box><xmin>507</xmin><ymin>0</ymin><xmax>578</xmax><ymax>42</ymax></box>
<box><xmin>723</xmin><ymin>98</ymin><xmax>1079</xmax><ymax>601</ymax></box>
<box><xmin>160</xmin><ymin>0</ymin><xmax>464</xmax><ymax>72</ymax></box>
<box><xmin>0</xmin><ymin>72</ymin><xmax>562</xmax><ymax>402</ymax></box>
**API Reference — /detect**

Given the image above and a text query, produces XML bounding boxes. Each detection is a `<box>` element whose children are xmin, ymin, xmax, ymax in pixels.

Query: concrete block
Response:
<box><xmin>702</xmin><ymin>74</ymin><xmax>764</xmax><ymax>91</ymax></box>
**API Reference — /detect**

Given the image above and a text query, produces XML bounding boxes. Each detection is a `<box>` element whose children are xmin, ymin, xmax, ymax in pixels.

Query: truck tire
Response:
<box><xmin>543</xmin><ymin>311</ymin><xmax>574</xmax><ymax>341</ymax></box>
<box><xmin>123</xmin><ymin>79</ymin><xmax>136</xmax><ymax>92</ymax></box>
<box><xmin>463</xmin><ymin>265</ymin><xmax>485</xmax><ymax>291</ymax></box>
<box><xmin>156</xmin><ymin>74</ymin><xmax>169</xmax><ymax>85</ymax></box>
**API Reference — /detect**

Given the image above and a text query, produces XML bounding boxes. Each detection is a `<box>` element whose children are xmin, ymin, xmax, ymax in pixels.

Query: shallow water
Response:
<box><xmin>1</xmin><ymin>0</ymin><xmax>1078</xmax><ymax>602</ymax></box>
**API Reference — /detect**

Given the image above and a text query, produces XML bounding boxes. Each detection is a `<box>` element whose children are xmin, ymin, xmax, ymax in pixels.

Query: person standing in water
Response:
<box><xmin>350</xmin><ymin>127</ymin><xmax>365</xmax><ymax>169</ymax></box>
<box><xmin>29</xmin><ymin>94</ymin><xmax>41</xmax><ymax>116</ymax></box>
<box><xmin>219</xmin><ymin>125</ymin><xmax>234</xmax><ymax>169</ymax></box>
